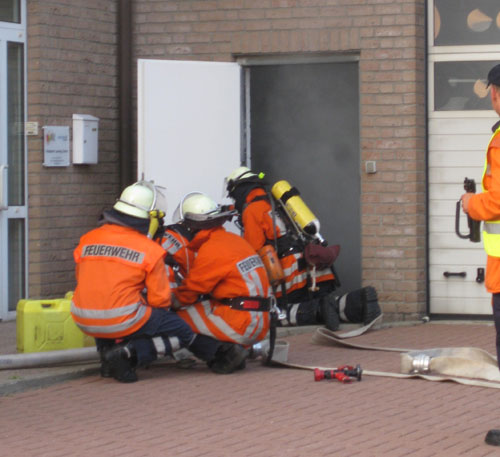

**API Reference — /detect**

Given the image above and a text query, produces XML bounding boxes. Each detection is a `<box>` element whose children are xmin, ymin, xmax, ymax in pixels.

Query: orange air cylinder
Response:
<box><xmin>257</xmin><ymin>245</ymin><xmax>285</xmax><ymax>287</ymax></box>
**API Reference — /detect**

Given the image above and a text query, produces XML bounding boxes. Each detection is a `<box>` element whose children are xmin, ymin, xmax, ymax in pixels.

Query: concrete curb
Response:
<box><xmin>1</xmin><ymin>365</ymin><xmax>99</xmax><ymax>397</ymax></box>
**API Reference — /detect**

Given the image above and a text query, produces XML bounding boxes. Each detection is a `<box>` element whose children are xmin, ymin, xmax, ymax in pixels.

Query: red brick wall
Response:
<box><xmin>133</xmin><ymin>0</ymin><xmax>427</xmax><ymax>320</ymax></box>
<box><xmin>27</xmin><ymin>1</ymin><xmax>120</xmax><ymax>297</ymax></box>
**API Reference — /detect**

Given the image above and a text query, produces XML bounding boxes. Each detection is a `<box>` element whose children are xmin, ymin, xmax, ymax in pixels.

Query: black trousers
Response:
<box><xmin>95</xmin><ymin>308</ymin><xmax>197</xmax><ymax>367</ymax></box>
<box><xmin>493</xmin><ymin>293</ymin><xmax>500</xmax><ymax>370</ymax></box>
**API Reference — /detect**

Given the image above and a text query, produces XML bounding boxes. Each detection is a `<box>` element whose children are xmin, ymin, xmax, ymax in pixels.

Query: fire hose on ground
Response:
<box><xmin>267</xmin><ymin>315</ymin><xmax>500</xmax><ymax>389</ymax></box>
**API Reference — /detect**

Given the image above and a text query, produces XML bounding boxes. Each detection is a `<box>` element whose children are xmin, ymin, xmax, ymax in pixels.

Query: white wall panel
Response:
<box><xmin>429</xmin><ymin>117</ymin><xmax>495</xmax><ymax>135</ymax></box>
<box><xmin>429</xmin><ymin>232</ymin><xmax>484</xmax><ymax>250</ymax></box>
<box><xmin>429</xmin><ymin>134</ymin><xmax>491</xmax><ymax>151</ymax></box>
<box><xmin>429</xmin><ymin>248</ymin><xmax>486</xmax><ymax>265</ymax></box>
<box><xmin>430</xmin><ymin>296</ymin><xmax>491</xmax><ymax>315</ymax></box>
<box><xmin>429</xmin><ymin>150</ymin><xmax>487</xmax><ymax>168</ymax></box>
<box><xmin>428</xmin><ymin>167</ymin><xmax>483</xmax><ymax>184</ymax></box>
<box><xmin>137</xmin><ymin>59</ymin><xmax>241</xmax><ymax>224</ymax></box>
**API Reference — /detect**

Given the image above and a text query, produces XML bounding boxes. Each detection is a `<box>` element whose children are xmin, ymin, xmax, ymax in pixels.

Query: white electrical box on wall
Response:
<box><xmin>72</xmin><ymin>114</ymin><xmax>99</xmax><ymax>164</ymax></box>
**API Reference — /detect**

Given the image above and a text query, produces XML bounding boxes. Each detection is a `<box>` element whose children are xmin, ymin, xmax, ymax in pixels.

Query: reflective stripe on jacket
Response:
<box><xmin>71</xmin><ymin>223</ymin><xmax>170</xmax><ymax>339</ymax></box>
<box><xmin>161</xmin><ymin>226</ymin><xmax>194</xmax><ymax>290</ymax></box>
<box><xmin>275</xmin><ymin>252</ymin><xmax>334</xmax><ymax>297</ymax></box>
<box><xmin>175</xmin><ymin>226</ymin><xmax>271</xmax><ymax>345</ymax></box>
<box><xmin>481</xmin><ymin>125</ymin><xmax>500</xmax><ymax>257</ymax></box>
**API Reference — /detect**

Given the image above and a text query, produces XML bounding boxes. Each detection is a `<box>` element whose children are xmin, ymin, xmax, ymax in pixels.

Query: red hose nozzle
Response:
<box><xmin>313</xmin><ymin>365</ymin><xmax>362</xmax><ymax>383</ymax></box>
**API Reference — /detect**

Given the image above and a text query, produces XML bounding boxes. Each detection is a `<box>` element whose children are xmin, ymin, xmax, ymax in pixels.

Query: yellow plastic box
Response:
<box><xmin>16</xmin><ymin>292</ymin><xmax>95</xmax><ymax>353</ymax></box>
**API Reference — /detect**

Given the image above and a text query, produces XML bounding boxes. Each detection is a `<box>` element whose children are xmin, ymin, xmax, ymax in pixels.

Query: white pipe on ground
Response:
<box><xmin>0</xmin><ymin>348</ymin><xmax>99</xmax><ymax>370</ymax></box>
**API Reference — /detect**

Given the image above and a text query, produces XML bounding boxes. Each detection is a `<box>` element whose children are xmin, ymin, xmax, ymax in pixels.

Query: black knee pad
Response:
<box><xmin>286</xmin><ymin>299</ymin><xmax>321</xmax><ymax>326</ymax></box>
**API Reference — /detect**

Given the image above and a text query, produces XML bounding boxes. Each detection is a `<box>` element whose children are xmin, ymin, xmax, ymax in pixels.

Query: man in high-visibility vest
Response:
<box><xmin>71</xmin><ymin>181</ymin><xmax>233</xmax><ymax>383</ymax></box>
<box><xmin>461</xmin><ymin>63</ymin><xmax>500</xmax><ymax>447</ymax></box>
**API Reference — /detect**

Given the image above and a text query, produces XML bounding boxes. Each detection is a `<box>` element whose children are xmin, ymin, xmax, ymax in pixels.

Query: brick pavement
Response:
<box><xmin>1</xmin><ymin>321</ymin><xmax>500</xmax><ymax>456</ymax></box>
<box><xmin>0</xmin><ymin>320</ymin><xmax>99</xmax><ymax>395</ymax></box>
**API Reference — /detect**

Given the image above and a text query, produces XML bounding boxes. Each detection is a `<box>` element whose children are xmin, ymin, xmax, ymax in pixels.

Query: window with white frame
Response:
<box><xmin>0</xmin><ymin>0</ymin><xmax>21</xmax><ymax>24</ymax></box>
<box><xmin>429</xmin><ymin>0</ymin><xmax>500</xmax><ymax>115</ymax></box>
<box><xmin>434</xmin><ymin>0</ymin><xmax>500</xmax><ymax>47</ymax></box>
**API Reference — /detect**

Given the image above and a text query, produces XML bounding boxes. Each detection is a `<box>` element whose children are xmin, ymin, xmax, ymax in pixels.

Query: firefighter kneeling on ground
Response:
<box><xmin>170</xmin><ymin>191</ymin><xmax>272</xmax><ymax>373</ymax></box>
<box><xmin>70</xmin><ymin>181</ymin><xmax>238</xmax><ymax>383</ymax></box>
<box><xmin>224</xmin><ymin>166</ymin><xmax>382</xmax><ymax>330</ymax></box>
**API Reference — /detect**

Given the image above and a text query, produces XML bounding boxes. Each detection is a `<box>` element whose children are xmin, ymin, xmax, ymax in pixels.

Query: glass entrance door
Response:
<box><xmin>0</xmin><ymin>0</ymin><xmax>27</xmax><ymax>320</ymax></box>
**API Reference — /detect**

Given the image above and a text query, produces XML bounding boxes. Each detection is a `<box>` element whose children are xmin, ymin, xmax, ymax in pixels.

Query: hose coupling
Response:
<box><xmin>411</xmin><ymin>353</ymin><xmax>431</xmax><ymax>374</ymax></box>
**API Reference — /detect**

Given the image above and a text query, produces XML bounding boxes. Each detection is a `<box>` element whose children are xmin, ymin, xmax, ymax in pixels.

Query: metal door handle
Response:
<box><xmin>0</xmin><ymin>164</ymin><xmax>8</xmax><ymax>210</ymax></box>
<box><xmin>443</xmin><ymin>271</ymin><xmax>466</xmax><ymax>278</ymax></box>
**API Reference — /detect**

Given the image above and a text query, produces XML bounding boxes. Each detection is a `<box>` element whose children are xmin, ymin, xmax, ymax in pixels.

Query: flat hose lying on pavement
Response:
<box><xmin>271</xmin><ymin>315</ymin><xmax>500</xmax><ymax>389</ymax></box>
<box><xmin>0</xmin><ymin>347</ymin><xmax>99</xmax><ymax>370</ymax></box>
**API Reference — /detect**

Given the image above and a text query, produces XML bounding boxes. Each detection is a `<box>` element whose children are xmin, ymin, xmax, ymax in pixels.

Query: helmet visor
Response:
<box><xmin>131</xmin><ymin>181</ymin><xmax>167</xmax><ymax>214</ymax></box>
<box><xmin>154</xmin><ymin>185</ymin><xmax>168</xmax><ymax>215</ymax></box>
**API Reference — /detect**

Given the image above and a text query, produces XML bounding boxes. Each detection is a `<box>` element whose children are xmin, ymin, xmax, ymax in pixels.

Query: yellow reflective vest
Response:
<box><xmin>482</xmin><ymin>124</ymin><xmax>500</xmax><ymax>257</ymax></box>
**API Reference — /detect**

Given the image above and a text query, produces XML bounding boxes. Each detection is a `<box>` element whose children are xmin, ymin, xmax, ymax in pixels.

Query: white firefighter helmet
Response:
<box><xmin>114</xmin><ymin>181</ymin><xmax>167</xmax><ymax>219</ymax></box>
<box><xmin>224</xmin><ymin>166</ymin><xmax>262</xmax><ymax>196</ymax></box>
<box><xmin>173</xmin><ymin>192</ymin><xmax>236</xmax><ymax>229</ymax></box>
<box><xmin>173</xmin><ymin>192</ymin><xmax>220</xmax><ymax>223</ymax></box>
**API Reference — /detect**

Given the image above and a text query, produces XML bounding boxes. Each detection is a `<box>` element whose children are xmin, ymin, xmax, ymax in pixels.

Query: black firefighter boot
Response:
<box><xmin>334</xmin><ymin>286</ymin><xmax>381</xmax><ymax>325</ymax></box>
<box><xmin>103</xmin><ymin>344</ymin><xmax>138</xmax><ymax>383</ymax></box>
<box><xmin>485</xmin><ymin>430</ymin><xmax>500</xmax><ymax>446</ymax></box>
<box><xmin>208</xmin><ymin>343</ymin><xmax>249</xmax><ymax>374</ymax></box>
<box><xmin>99</xmin><ymin>349</ymin><xmax>112</xmax><ymax>378</ymax></box>
<box><xmin>98</xmin><ymin>343</ymin><xmax>114</xmax><ymax>378</ymax></box>
<box><xmin>318</xmin><ymin>294</ymin><xmax>340</xmax><ymax>331</ymax></box>
<box><xmin>187</xmin><ymin>333</ymin><xmax>248</xmax><ymax>373</ymax></box>
<box><xmin>362</xmin><ymin>286</ymin><xmax>381</xmax><ymax>324</ymax></box>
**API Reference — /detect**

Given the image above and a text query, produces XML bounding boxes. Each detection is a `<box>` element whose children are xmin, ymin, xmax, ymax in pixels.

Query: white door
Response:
<box><xmin>428</xmin><ymin>110</ymin><xmax>494</xmax><ymax>315</ymax></box>
<box><xmin>0</xmin><ymin>1</ymin><xmax>27</xmax><ymax>321</ymax></box>
<box><xmin>427</xmin><ymin>0</ymin><xmax>500</xmax><ymax>315</ymax></box>
<box><xmin>137</xmin><ymin>59</ymin><xmax>241</xmax><ymax>222</ymax></box>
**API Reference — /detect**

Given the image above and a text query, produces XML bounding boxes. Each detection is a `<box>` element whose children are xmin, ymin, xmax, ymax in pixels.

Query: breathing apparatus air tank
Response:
<box><xmin>257</xmin><ymin>244</ymin><xmax>285</xmax><ymax>287</ymax></box>
<box><xmin>271</xmin><ymin>180</ymin><xmax>325</xmax><ymax>244</ymax></box>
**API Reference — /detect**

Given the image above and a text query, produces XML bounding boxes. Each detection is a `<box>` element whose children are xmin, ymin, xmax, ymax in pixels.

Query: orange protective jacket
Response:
<box><xmin>175</xmin><ymin>226</ymin><xmax>271</xmax><ymax>345</ymax></box>
<box><xmin>161</xmin><ymin>225</ymin><xmax>194</xmax><ymax>290</ymax></box>
<box><xmin>71</xmin><ymin>224</ymin><xmax>171</xmax><ymax>339</ymax></box>
<box><xmin>240</xmin><ymin>188</ymin><xmax>335</xmax><ymax>296</ymax></box>
<box><xmin>468</xmin><ymin>122</ymin><xmax>500</xmax><ymax>293</ymax></box>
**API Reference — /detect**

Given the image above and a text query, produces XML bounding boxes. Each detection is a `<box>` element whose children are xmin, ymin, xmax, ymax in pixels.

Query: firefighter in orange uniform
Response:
<box><xmin>461</xmin><ymin>64</ymin><xmax>500</xmax><ymax>447</ymax></box>
<box><xmin>71</xmin><ymin>181</ymin><xmax>229</xmax><ymax>382</ymax></box>
<box><xmin>224</xmin><ymin>166</ymin><xmax>381</xmax><ymax>330</ymax></box>
<box><xmin>172</xmin><ymin>192</ymin><xmax>272</xmax><ymax>373</ymax></box>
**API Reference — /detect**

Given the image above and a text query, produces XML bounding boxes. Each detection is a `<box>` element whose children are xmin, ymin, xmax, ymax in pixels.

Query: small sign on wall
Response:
<box><xmin>43</xmin><ymin>126</ymin><xmax>70</xmax><ymax>167</ymax></box>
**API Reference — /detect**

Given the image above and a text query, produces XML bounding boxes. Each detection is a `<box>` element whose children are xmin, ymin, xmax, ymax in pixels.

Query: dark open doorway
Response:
<box><xmin>247</xmin><ymin>60</ymin><xmax>360</xmax><ymax>293</ymax></box>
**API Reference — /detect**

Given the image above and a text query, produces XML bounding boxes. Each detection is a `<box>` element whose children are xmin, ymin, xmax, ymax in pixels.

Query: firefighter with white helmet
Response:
<box><xmin>225</xmin><ymin>166</ymin><xmax>382</xmax><ymax>330</ymax></box>
<box><xmin>71</xmin><ymin>181</ymin><xmax>224</xmax><ymax>382</ymax></box>
<box><xmin>171</xmin><ymin>191</ymin><xmax>272</xmax><ymax>373</ymax></box>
